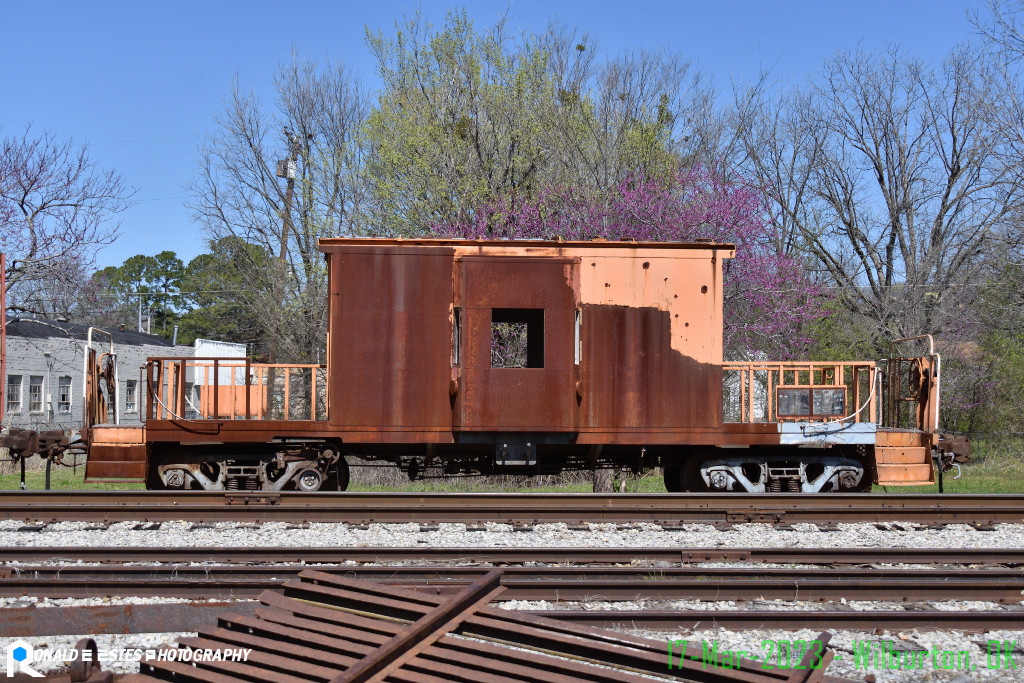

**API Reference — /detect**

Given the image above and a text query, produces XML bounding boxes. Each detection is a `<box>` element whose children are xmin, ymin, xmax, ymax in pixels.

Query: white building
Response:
<box><xmin>2</xmin><ymin>317</ymin><xmax>244</xmax><ymax>432</ymax></box>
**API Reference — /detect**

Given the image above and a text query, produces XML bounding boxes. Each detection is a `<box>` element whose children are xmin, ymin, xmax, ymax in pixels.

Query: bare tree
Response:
<box><xmin>971</xmin><ymin>0</ymin><xmax>1024</xmax><ymax>60</ymax></box>
<box><xmin>731</xmin><ymin>80</ymin><xmax>827</xmax><ymax>258</ymax></box>
<box><xmin>188</xmin><ymin>56</ymin><xmax>368</xmax><ymax>361</ymax></box>
<box><xmin>971</xmin><ymin>1</ymin><xmax>1024</xmax><ymax>254</ymax></box>
<box><xmin>735</xmin><ymin>47</ymin><xmax>1021</xmax><ymax>345</ymax></box>
<box><xmin>1</xmin><ymin>125</ymin><xmax>133</xmax><ymax>317</ymax></box>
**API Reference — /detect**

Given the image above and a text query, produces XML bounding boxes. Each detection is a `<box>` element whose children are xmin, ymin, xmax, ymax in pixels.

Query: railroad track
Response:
<box><xmin>4</xmin><ymin>545</ymin><xmax>1023</xmax><ymax>565</ymax></box>
<box><xmin>8</xmin><ymin>601</ymin><xmax>1023</xmax><ymax>638</ymax></box>
<box><xmin>5</xmin><ymin>564</ymin><xmax>1024</xmax><ymax>638</ymax></box>
<box><xmin>3</xmin><ymin>564</ymin><xmax>1024</xmax><ymax>602</ymax></box>
<box><xmin>2</xmin><ymin>491</ymin><xmax>1024</xmax><ymax>523</ymax></box>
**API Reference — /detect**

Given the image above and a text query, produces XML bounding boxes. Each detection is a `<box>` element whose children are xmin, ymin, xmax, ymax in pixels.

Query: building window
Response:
<box><xmin>29</xmin><ymin>376</ymin><xmax>44</xmax><ymax>413</ymax></box>
<box><xmin>6</xmin><ymin>375</ymin><xmax>21</xmax><ymax>414</ymax></box>
<box><xmin>58</xmin><ymin>376</ymin><xmax>72</xmax><ymax>414</ymax></box>
<box><xmin>125</xmin><ymin>380</ymin><xmax>138</xmax><ymax>413</ymax></box>
<box><xmin>490</xmin><ymin>308</ymin><xmax>544</xmax><ymax>368</ymax></box>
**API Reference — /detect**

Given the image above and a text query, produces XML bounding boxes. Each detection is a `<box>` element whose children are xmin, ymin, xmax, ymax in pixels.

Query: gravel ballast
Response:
<box><xmin>2</xmin><ymin>520</ymin><xmax>1024</xmax><ymax>549</ymax></box>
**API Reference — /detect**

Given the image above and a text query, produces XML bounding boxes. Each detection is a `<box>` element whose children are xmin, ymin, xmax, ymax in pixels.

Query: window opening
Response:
<box><xmin>452</xmin><ymin>307</ymin><xmax>461</xmax><ymax>366</ymax></box>
<box><xmin>58</xmin><ymin>376</ymin><xmax>72</xmax><ymax>413</ymax></box>
<box><xmin>29</xmin><ymin>376</ymin><xmax>43</xmax><ymax>413</ymax></box>
<box><xmin>6</xmin><ymin>375</ymin><xmax>22</xmax><ymax>414</ymax></box>
<box><xmin>125</xmin><ymin>380</ymin><xmax>138</xmax><ymax>414</ymax></box>
<box><xmin>574</xmin><ymin>309</ymin><xmax>582</xmax><ymax>365</ymax></box>
<box><xmin>491</xmin><ymin>308</ymin><xmax>544</xmax><ymax>368</ymax></box>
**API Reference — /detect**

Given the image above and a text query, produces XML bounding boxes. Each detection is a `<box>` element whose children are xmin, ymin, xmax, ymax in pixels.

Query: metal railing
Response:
<box><xmin>145</xmin><ymin>357</ymin><xmax>328</xmax><ymax>422</ymax></box>
<box><xmin>883</xmin><ymin>335</ymin><xmax>941</xmax><ymax>432</ymax></box>
<box><xmin>722</xmin><ymin>361</ymin><xmax>878</xmax><ymax>424</ymax></box>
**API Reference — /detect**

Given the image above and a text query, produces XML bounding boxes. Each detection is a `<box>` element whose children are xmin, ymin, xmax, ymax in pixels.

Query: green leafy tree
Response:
<box><xmin>363</xmin><ymin>11</ymin><xmax>708</xmax><ymax>235</ymax></box>
<box><xmin>365</xmin><ymin>10</ymin><xmax>555</xmax><ymax>235</ymax></box>
<box><xmin>95</xmin><ymin>250</ymin><xmax>184</xmax><ymax>337</ymax></box>
<box><xmin>175</xmin><ymin>238</ymin><xmax>268</xmax><ymax>348</ymax></box>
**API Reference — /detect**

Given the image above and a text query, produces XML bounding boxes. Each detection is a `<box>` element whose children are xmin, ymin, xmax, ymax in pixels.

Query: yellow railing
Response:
<box><xmin>722</xmin><ymin>361</ymin><xmax>877</xmax><ymax>424</ymax></box>
<box><xmin>146</xmin><ymin>357</ymin><xmax>328</xmax><ymax>422</ymax></box>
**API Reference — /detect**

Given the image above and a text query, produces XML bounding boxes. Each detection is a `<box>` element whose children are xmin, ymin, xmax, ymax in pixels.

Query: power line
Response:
<box><xmin>134</xmin><ymin>196</ymin><xmax>189</xmax><ymax>203</ymax></box>
<box><xmin>92</xmin><ymin>135</ymin><xmax>194</xmax><ymax>146</ymax></box>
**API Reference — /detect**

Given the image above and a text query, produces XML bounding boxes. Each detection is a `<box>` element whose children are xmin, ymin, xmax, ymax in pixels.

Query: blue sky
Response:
<box><xmin>1</xmin><ymin>1</ymin><xmax>981</xmax><ymax>270</ymax></box>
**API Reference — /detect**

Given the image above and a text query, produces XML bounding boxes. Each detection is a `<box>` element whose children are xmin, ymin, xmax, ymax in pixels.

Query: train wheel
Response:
<box><xmin>146</xmin><ymin>467</ymin><xmax>166</xmax><ymax>491</ymax></box>
<box><xmin>663</xmin><ymin>465</ymin><xmax>683</xmax><ymax>492</ymax></box>
<box><xmin>683</xmin><ymin>458</ymin><xmax>710</xmax><ymax>492</ymax></box>
<box><xmin>324</xmin><ymin>456</ymin><xmax>350</xmax><ymax>492</ymax></box>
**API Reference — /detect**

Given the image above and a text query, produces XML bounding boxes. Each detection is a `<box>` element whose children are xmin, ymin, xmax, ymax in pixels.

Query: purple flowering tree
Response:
<box><xmin>431</xmin><ymin>166</ymin><xmax>831</xmax><ymax>359</ymax></box>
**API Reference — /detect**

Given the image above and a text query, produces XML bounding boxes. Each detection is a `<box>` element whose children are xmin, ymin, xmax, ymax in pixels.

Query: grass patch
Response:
<box><xmin>348</xmin><ymin>470</ymin><xmax>667</xmax><ymax>493</ymax></box>
<box><xmin>0</xmin><ymin>457</ymin><xmax>145</xmax><ymax>491</ymax></box>
<box><xmin>873</xmin><ymin>436</ymin><xmax>1024</xmax><ymax>494</ymax></box>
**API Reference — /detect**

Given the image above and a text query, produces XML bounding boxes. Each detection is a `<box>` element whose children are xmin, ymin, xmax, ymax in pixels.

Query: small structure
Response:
<box><xmin>2</xmin><ymin>322</ymin><xmax>249</xmax><ymax>434</ymax></box>
<box><xmin>2</xmin><ymin>317</ymin><xmax>186</xmax><ymax>432</ymax></box>
<box><xmin>86</xmin><ymin>238</ymin><xmax>944</xmax><ymax>493</ymax></box>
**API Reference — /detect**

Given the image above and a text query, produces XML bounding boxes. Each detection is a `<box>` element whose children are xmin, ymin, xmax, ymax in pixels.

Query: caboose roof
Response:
<box><xmin>318</xmin><ymin>237</ymin><xmax>736</xmax><ymax>252</ymax></box>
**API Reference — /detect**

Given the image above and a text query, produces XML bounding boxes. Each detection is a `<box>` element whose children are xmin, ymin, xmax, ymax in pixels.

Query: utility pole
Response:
<box><xmin>277</xmin><ymin>130</ymin><xmax>301</xmax><ymax>264</ymax></box>
<box><xmin>272</xmin><ymin>130</ymin><xmax>301</xmax><ymax>364</ymax></box>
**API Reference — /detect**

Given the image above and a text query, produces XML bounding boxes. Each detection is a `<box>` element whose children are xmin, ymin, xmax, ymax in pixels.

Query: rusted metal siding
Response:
<box><xmin>84</xmin><ymin>426</ymin><xmax>146</xmax><ymax>481</ymax></box>
<box><xmin>581</xmin><ymin>305</ymin><xmax>721</xmax><ymax>429</ymax></box>
<box><xmin>327</xmin><ymin>246</ymin><xmax>455</xmax><ymax>435</ymax></box>
<box><xmin>141</xmin><ymin>239</ymin><xmax>743</xmax><ymax>449</ymax></box>
<box><xmin>316</xmin><ymin>239</ymin><xmax>734</xmax><ymax>443</ymax></box>
<box><xmin>455</xmin><ymin>256</ymin><xmax>578</xmax><ymax>432</ymax></box>
<box><xmin>574</xmin><ymin>247</ymin><xmax>725</xmax><ymax>364</ymax></box>
<box><xmin>576</xmin><ymin>248</ymin><xmax>724</xmax><ymax>431</ymax></box>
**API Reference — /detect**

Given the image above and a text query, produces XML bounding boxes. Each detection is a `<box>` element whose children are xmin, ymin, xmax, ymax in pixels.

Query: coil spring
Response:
<box><xmin>769</xmin><ymin>477</ymin><xmax>801</xmax><ymax>492</ymax></box>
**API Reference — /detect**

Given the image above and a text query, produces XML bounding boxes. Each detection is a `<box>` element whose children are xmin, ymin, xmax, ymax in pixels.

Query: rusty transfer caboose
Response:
<box><xmin>81</xmin><ymin>238</ymin><xmax>943</xmax><ymax>492</ymax></box>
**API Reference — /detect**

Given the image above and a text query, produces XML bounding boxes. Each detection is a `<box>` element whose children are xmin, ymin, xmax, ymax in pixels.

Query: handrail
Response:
<box><xmin>146</xmin><ymin>357</ymin><xmax>328</xmax><ymax>422</ymax></box>
<box><xmin>889</xmin><ymin>334</ymin><xmax>934</xmax><ymax>358</ymax></box>
<box><xmin>886</xmin><ymin>334</ymin><xmax>941</xmax><ymax>432</ymax></box>
<box><xmin>721</xmin><ymin>360</ymin><xmax>877</xmax><ymax>424</ymax></box>
<box><xmin>146</xmin><ymin>356</ymin><xmax>325</xmax><ymax>369</ymax></box>
<box><xmin>827</xmin><ymin>369</ymin><xmax>878</xmax><ymax>424</ymax></box>
<box><xmin>83</xmin><ymin>328</ymin><xmax>118</xmax><ymax>426</ymax></box>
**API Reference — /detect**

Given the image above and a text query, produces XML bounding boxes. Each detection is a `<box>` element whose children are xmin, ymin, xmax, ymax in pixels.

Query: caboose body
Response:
<box><xmin>78</xmin><ymin>238</ymin><xmax>944</xmax><ymax>492</ymax></box>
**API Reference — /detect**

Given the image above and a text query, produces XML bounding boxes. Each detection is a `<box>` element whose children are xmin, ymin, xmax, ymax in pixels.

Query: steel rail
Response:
<box><xmin>5</xmin><ymin>600</ymin><xmax>1023</xmax><ymax>638</ymax></box>
<box><xmin>2</xmin><ymin>565</ymin><xmax>1023</xmax><ymax>602</ymax></box>
<box><xmin>527</xmin><ymin>609</ymin><xmax>1024</xmax><ymax>630</ymax></box>
<box><xmin>2</xmin><ymin>545</ymin><xmax>1022</xmax><ymax>565</ymax></box>
<box><xmin>1</xmin><ymin>491</ymin><xmax>1024</xmax><ymax>523</ymax></box>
